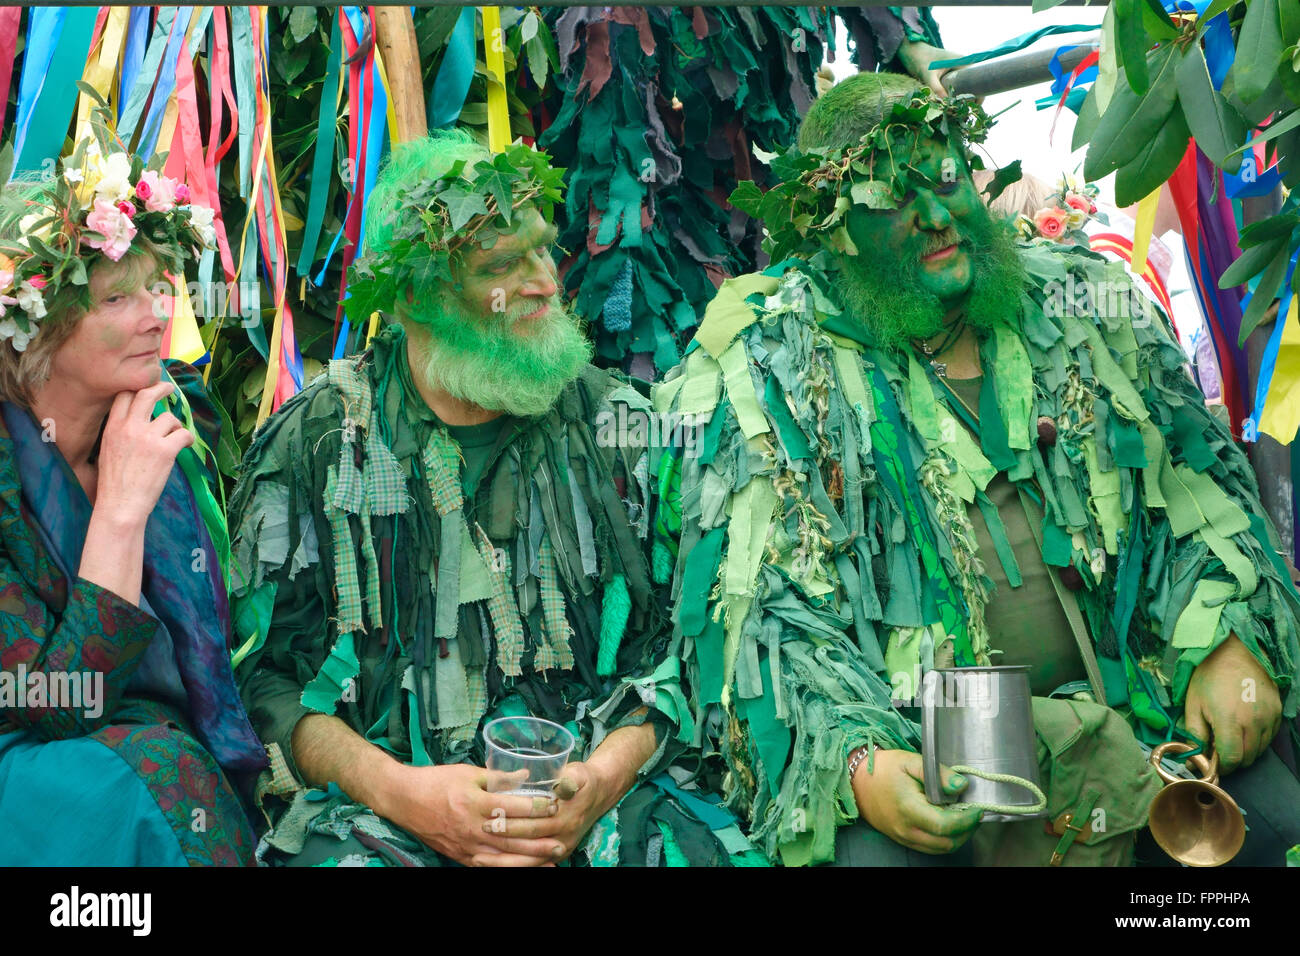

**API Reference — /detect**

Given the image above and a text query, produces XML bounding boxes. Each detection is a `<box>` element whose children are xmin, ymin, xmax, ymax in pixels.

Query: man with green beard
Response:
<box><xmin>655</xmin><ymin>72</ymin><xmax>1300</xmax><ymax>866</ymax></box>
<box><xmin>227</xmin><ymin>131</ymin><xmax>761</xmax><ymax>867</ymax></box>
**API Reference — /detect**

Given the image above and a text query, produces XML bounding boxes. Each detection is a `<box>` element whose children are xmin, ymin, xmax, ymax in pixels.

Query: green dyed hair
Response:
<box><xmin>345</xmin><ymin>129</ymin><xmax>566</xmax><ymax>323</ymax></box>
<box><xmin>797</xmin><ymin>72</ymin><xmax>926</xmax><ymax>154</ymax></box>
<box><xmin>361</xmin><ymin>128</ymin><xmax>488</xmax><ymax>261</ymax></box>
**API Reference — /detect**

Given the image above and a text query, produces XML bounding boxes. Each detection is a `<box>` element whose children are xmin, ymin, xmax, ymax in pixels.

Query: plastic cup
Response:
<box><xmin>483</xmin><ymin>716</ymin><xmax>575</xmax><ymax>796</ymax></box>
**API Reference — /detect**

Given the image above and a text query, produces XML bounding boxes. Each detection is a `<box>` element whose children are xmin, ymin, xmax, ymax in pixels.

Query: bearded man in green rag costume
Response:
<box><xmin>228</xmin><ymin>129</ymin><xmax>761</xmax><ymax>867</ymax></box>
<box><xmin>655</xmin><ymin>72</ymin><xmax>1300</xmax><ymax>866</ymax></box>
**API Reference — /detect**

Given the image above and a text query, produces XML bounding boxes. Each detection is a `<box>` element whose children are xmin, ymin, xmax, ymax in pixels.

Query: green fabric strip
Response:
<box><xmin>693</xmin><ymin>273</ymin><xmax>779</xmax><ymax>359</ymax></box>
<box><xmin>680</xmin><ymin>527</ymin><xmax>726</xmax><ymax>637</ymax></box>
<box><xmin>718</xmin><ymin>340</ymin><xmax>770</xmax><ymax>439</ymax></box>
<box><xmin>300</xmin><ymin>632</ymin><xmax>360</xmax><ymax>714</ymax></box>
<box><xmin>993</xmin><ymin>325</ymin><xmax>1034</xmax><ymax>450</ymax></box>
<box><xmin>976</xmin><ymin>490</ymin><xmax>1024</xmax><ymax>588</ymax></box>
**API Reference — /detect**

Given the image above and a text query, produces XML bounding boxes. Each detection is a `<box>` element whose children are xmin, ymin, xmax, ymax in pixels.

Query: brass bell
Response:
<box><xmin>1147</xmin><ymin>741</ymin><xmax>1246</xmax><ymax>867</ymax></box>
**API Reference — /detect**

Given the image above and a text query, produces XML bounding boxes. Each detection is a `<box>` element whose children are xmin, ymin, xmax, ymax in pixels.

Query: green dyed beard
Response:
<box><xmin>836</xmin><ymin>200</ymin><xmax>1027</xmax><ymax>350</ymax></box>
<box><xmin>402</xmin><ymin>293</ymin><xmax>593</xmax><ymax>417</ymax></box>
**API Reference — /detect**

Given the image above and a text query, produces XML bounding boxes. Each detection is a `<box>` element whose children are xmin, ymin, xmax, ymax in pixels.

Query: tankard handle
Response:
<box><xmin>1150</xmin><ymin>740</ymin><xmax>1221</xmax><ymax>787</ymax></box>
<box><xmin>920</xmin><ymin>669</ymin><xmax>949</xmax><ymax>805</ymax></box>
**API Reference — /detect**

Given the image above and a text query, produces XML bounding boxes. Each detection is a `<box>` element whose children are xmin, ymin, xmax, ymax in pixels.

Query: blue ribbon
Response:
<box><xmin>1244</xmin><ymin>248</ymin><xmax>1299</xmax><ymax>438</ymax></box>
<box><xmin>1047</xmin><ymin>45</ymin><xmax>1097</xmax><ymax>97</ymax></box>
<box><xmin>429</xmin><ymin>7</ymin><xmax>477</xmax><ymax>129</ymax></box>
<box><xmin>119</xmin><ymin>7</ymin><xmax>152</xmax><ymax>122</ymax></box>
<box><xmin>12</xmin><ymin>7</ymin><xmax>65</xmax><ymax>174</ymax></box>
<box><xmin>1225</xmin><ymin>152</ymin><xmax>1285</xmax><ymax>199</ymax></box>
<box><xmin>135</xmin><ymin>12</ymin><xmax>197</xmax><ymax>160</ymax></box>
<box><xmin>1035</xmin><ymin>87</ymin><xmax>1089</xmax><ymax>114</ymax></box>
<box><xmin>1165</xmin><ymin>0</ymin><xmax>1233</xmax><ymax>90</ymax></box>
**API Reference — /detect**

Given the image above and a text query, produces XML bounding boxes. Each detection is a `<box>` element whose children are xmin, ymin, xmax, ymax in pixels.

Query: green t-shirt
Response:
<box><xmin>390</xmin><ymin>332</ymin><xmax>509</xmax><ymax>498</ymax></box>
<box><xmin>445</xmin><ymin>418</ymin><xmax>506</xmax><ymax>497</ymax></box>
<box><xmin>944</xmin><ymin>375</ymin><xmax>1086</xmax><ymax>695</ymax></box>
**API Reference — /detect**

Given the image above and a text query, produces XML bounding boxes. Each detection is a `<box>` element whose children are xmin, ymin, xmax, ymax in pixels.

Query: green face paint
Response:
<box><xmin>834</xmin><ymin>136</ymin><xmax>1027</xmax><ymax>348</ymax></box>
<box><xmin>844</xmin><ymin>136</ymin><xmax>980</xmax><ymax>304</ymax></box>
<box><xmin>402</xmin><ymin>284</ymin><xmax>592</xmax><ymax>418</ymax></box>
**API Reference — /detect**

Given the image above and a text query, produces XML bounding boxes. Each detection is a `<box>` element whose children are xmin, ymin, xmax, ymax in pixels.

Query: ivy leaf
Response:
<box><xmin>981</xmin><ymin>160</ymin><xmax>1023</xmax><ymax>202</ymax></box>
<box><xmin>474</xmin><ymin>162</ymin><xmax>516</xmax><ymax>220</ymax></box>
<box><xmin>849</xmin><ymin>179</ymin><xmax>898</xmax><ymax>210</ymax></box>
<box><xmin>827</xmin><ymin>226</ymin><xmax>858</xmax><ymax>257</ymax></box>
<box><xmin>439</xmin><ymin>185</ymin><xmax>490</xmax><ymax>232</ymax></box>
<box><xmin>1233</xmin><ymin>0</ymin><xmax>1284</xmax><ymax>103</ymax></box>
<box><xmin>1176</xmin><ymin>43</ymin><xmax>1245</xmax><ymax>168</ymax></box>
<box><xmin>729</xmin><ymin>181</ymin><xmax>764</xmax><ymax>216</ymax></box>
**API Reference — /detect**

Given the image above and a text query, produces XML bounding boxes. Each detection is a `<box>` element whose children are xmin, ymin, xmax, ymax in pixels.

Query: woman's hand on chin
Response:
<box><xmin>94</xmin><ymin>380</ymin><xmax>194</xmax><ymax>528</ymax></box>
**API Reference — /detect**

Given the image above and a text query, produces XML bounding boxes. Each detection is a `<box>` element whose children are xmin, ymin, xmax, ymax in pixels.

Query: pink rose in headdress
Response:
<box><xmin>174</xmin><ymin>183</ymin><xmax>192</xmax><ymax>204</ymax></box>
<box><xmin>1032</xmin><ymin>207</ymin><xmax>1069</xmax><ymax>241</ymax></box>
<box><xmin>27</xmin><ymin>275</ymin><xmax>46</xmax><ymax>291</ymax></box>
<box><xmin>1065</xmin><ymin>192</ymin><xmax>1096</xmax><ymax>215</ymax></box>
<box><xmin>134</xmin><ymin>170</ymin><xmax>179</xmax><ymax>213</ymax></box>
<box><xmin>116</xmin><ymin>200</ymin><xmax>136</xmax><ymax>217</ymax></box>
<box><xmin>84</xmin><ymin>198</ymin><xmax>138</xmax><ymax>262</ymax></box>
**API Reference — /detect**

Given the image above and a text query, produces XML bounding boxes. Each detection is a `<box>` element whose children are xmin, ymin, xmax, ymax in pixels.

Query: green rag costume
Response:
<box><xmin>654</xmin><ymin>243</ymin><xmax>1300</xmax><ymax>866</ymax></box>
<box><xmin>229</xmin><ymin>322</ymin><xmax>760</xmax><ymax>866</ymax></box>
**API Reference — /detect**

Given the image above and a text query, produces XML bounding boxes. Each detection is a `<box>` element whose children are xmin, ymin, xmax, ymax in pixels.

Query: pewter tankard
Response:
<box><xmin>921</xmin><ymin>665</ymin><xmax>1046</xmax><ymax>822</ymax></box>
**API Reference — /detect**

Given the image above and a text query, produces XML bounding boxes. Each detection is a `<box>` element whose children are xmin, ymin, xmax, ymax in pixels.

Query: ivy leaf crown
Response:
<box><xmin>344</xmin><ymin>140</ymin><xmax>567</xmax><ymax>324</ymax></box>
<box><xmin>730</xmin><ymin>89</ymin><xmax>1004</xmax><ymax>264</ymax></box>
<box><xmin>0</xmin><ymin>87</ymin><xmax>216</xmax><ymax>353</ymax></box>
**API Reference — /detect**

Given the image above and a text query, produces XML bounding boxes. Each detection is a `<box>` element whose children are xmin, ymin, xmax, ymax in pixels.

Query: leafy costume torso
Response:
<box><xmin>230</xmin><ymin>323</ymin><xmax>757</xmax><ymax>865</ymax></box>
<box><xmin>655</xmin><ymin>242</ymin><xmax>1300</xmax><ymax>865</ymax></box>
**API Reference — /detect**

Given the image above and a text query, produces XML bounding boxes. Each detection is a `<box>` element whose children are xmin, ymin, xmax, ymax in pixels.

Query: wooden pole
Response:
<box><xmin>373</xmin><ymin>6</ymin><xmax>427</xmax><ymax>144</ymax></box>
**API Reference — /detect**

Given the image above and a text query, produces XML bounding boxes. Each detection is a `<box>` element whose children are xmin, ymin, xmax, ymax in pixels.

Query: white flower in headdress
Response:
<box><xmin>94</xmin><ymin>151</ymin><xmax>134</xmax><ymax>203</ymax></box>
<box><xmin>0</xmin><ymin>315</ymin><xmax>37</xmax><ymax>352</ymax></box>
<box><xmin>16</xmin><ymin>280</ymin><xmax>47</xmax><ymax>319</ymax></box>
<box><xmin>187</xmin><ymin>204</ymin><xmax>217</xmax><ymax>247</ymax></box>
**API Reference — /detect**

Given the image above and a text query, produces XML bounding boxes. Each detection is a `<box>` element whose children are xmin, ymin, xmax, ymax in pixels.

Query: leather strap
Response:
<box><xmin>1049</xmin><ymin>786</ymin><xmax>1101</xmax><ymax>866</ymax></box>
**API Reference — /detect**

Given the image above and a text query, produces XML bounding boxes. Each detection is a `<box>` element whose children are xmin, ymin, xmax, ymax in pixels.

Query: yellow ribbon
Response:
<box><xmin>1130</xmin><ymin>188</ymin><xmax>1160</xmax><ymax>278</ymax></box>
<box><xmin>76</xmin><ymin>8</ymin><xmax>129</xmax><ymax>140</ymax></box>
<box><xmin>481</xmin><ymin>7</ymin><xmax>510</xmax><ymax>153</ymax></box>
<box><xmin>1258</xmin><ymin>296</ymin><xmax>1300</xmax><ymax>442</ymax></box>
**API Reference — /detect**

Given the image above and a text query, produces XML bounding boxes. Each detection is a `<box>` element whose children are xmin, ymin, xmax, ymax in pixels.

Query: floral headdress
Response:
<box><xmin>1015</xmin><ymin>173</ymin><xmax>1106</xmax><ymax>245</ymax></box>
<box><xmin>729</xmin><ymin>88</ymin><xmax>1015</xmax><ymax>263</ymax></box>
<box><xmin>0</xmin><ymin>105</ymin><xmax>217</xmax><ymax>353</ymax></box>
<box><xmin>343</xmin><ymin>140</ymin><xmax>566</xmax><ymax>324</ymax></box>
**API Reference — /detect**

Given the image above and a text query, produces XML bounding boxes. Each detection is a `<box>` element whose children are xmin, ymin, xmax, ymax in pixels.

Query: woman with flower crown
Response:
<box><xmin>0</xmin><ymin>125</ymin><xmax>266</xmax><ymax>865</ymax></box>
